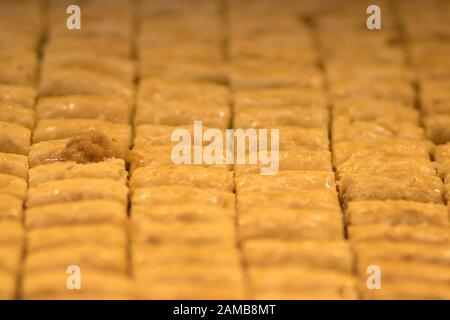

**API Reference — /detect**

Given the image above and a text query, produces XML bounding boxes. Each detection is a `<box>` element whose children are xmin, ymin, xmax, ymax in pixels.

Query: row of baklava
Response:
<box><xmin>399</xmin><ymin>2</ymin><xmax>450</xmax><ymax>297</ymax></box>
<box><xmin>130</xmin><ymin>79</ymin><xmax>244</xmax><ymax>298</ymax></box>
<box><xmin>228</xmin><ymin>0</ymin><xmax>357</xmax><ymax>299</ymax></box>
<box><xmin>0</xmin><ymin>0</ymin><xmax>43</xmax><ymax>300</ymax></box>
<box><xmin>21</xmin><ymin>0</ymin><xmax>136</xmax><ymax>299</ymax></box>
<box><xmin>398</xmin><ymin>0</ymin><xmax>450</xmax><ymax>145</ymax></box>
<box><xmin>130</xmin><ymin>0</ymin><xmax>245</xmax><ymax>299</ymax></box>
<box><xmin>233</xmin><ymin>88</ymin><xmax>357</xmax><ymax>299</ymax></box>
<box><xmin>397</xmin><ymin>0</ymin><xmax>450</xmax><ymax>209</ymax></box>
<box><xmin>139</xmin><ymin>0</ymin><xmax>324</xmax><ymax>89</ymax></box>
<box><xmin>227</xmin><ymin>0</ymin><xmax>322</xmax><ymax>91</ymax></box>
<box><xmin>318</xmin><ymin>1</ymin><xmax>450</xmax><ymax>299</ymax></box>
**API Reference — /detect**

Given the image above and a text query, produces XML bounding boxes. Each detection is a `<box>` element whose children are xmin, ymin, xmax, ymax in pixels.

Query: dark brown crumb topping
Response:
<box><xmin>60</xmin><ymin>131</ymin><xmax>124</xmax><ymax>163</ymax></box>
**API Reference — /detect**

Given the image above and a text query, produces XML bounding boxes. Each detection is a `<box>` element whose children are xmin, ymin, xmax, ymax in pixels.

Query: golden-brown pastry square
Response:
<box><xmin>0</xmin><ymin>84</ymin><xmax>37</xmax><ymax>108</ymax></box>
<box><xmin>26</xmin><ymin>200</ymin><xmax>126</xmax><ymax>229</ymax></box>
<box><xmin>340</xmin><ymin>172</ymin><xmax>444</xmax><ymax>206</ymax></box>
<box><xmin>239</xmin><ymin>208</ymin><xmax>343</xmax><ymax>241</ymax></box>
<box><xmin>346</xmin><ymin>200</ymin><xmax>449</xmax><ymax>227</ymax></box>
<box><xmin>424</xmin><ymin>114</ymin><xmax>450</xmax><ymax>144</ymax></box>
<box><xmin>36</xmin><ymin>95</ymin><xmax>132</xmax><ymax>123</ymax></box>
<box><xmin>27</xmin><ymin>178</ymin><xmax>129</xmax><ymax>207</ymax></box>
<box><xmin>32</xmin><ymin>119</ymin><xmax>131</xmax><ymax>148</ymax></box>
<box><xmin>0</xmin><ymin>106</ymin><xmax>35</xmax><ymax>129</ymax></box>
<box><xmin>332</xmin><ymin>139</ymin><xmax>433</xmax><ymax>167</ymax></box>
<box><xmin>234</xmin><ymin>87</ymin><xmax>327</xmax><ymax>109</ymax></box>
<box><xmin>39</xmin><ymin>68</ymin><xmax>133</xmax><ymax>100</ymax></box>
<box><xmin>0</xmin><ymin>152</ymin><xmax>29</xmax><ymax>180</ymax></box>
<box><xmin>235</xmin><ymin>171</ymin><xmax>336</xmax><ymax>193</ymax></box>
<box><xmin>0</xmin><ymin>173</ymin><xmax>27</xmax><ymax>200</ymax></box>
<box><xmin>234</xmin><ymin>105</ymin><xmax>328</xmax><ymax>129</ymax></box>
<box><xmin>0</xmin><ymin>121</ymin><xmax>31</xmax><ymax>155</ymax></box>
<box><xmin>130</xmin><ymin>165</ymin><xmax>234</xmax><ymax>192</ymax></box>
<box><xmin>131</xmin><ymin>186</ymin><xmax>235</xmax><ymax>209</ymax></box>
<box><xmin>237</xmin><ymin>190</ymin><xmax>341</xmax><ymax>213</ymax></box>
<box><xmin>28</xmin><ymin>159</ymin><xmax>127</xmax><ymax>187</ymax></box>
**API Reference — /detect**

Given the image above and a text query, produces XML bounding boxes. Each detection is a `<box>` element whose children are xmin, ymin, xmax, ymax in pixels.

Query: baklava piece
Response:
<box><xmin>339</xmin><ymin>172</ymin><xmax>444</xmax><ymax>206</ymax></box>
<box><xmin>0</xmin><ymin>173</ymin><xmax>27</xmax><ymax>200</ymax></box>
<box><xmin>27</xmin><ymin>224</ymin><xmax>127</xmax><ymax>252</ymax></box>
<box><xmin>434</xmin><ymin>143</ymin><xmax>450</xmax><ymax>179</ymax></box>
<box><xmin>424</xmin><ymin>114</ymin><xmax>450</xmax><ymax>144</ymax></box>
<box><xmin>243</xmin><ymin>240</ymin><xmax>353</xmax><ymax>273</ymax></box>
<box><xmin>234</xmin><ymin>87</ymin><xmax>327</xmax><ymax>109</ymax></box>
<box><xmin>134</xmin><ymin>266</ymin><xmax>245</xmax><ymax>299</ymax></box>
<box><xmin>135</xmin><ymin>100</ymin><xmax>230</xmax><ymax>129</ymax></box>
<box><xmin>135</xmin><ymin>78</ymin><xmax>230</xmax><ymax>127</ymax></box>
<box><xmin>25</xmin><ymin>244</ymin><xmax>127</xmax><ymax>274</ymax></box>
<box><xmin>269</xmin><ymin>127</ymin><xmax>329</xmax><ymax>151</ymax></box>
<box><xmin>0</xmin><ymin>219</ymin><xmax>23</xmax><ymax>244</ymax></box>
<box><xmin>234</xmin><ymin>105</ymin><xmax>328</xmax><ymax>129</ymax></box>
<box><xmin>326</xmin><ymin>61</ymin><xmax>414</xmax><ymax>83</ymax></box>
<box><xmin>333</xmin><ymin>98</ymin><xmax>419</xmax><ymax>124</ymax></box>
<box><xmin>356</xmin><ymin>259</ymin><xmax>450</xmax><ymax>285</ymax></box>
<box><xmin>133</xmin><ymin>203</ymin><xmax>234</xmax><ymax>224</ymax></box>
<box><xmin>332</xmin><ymin>139</ymin><xmax>433</xmax><ymax>167</ymax></box>
<box><xmin>0</xmin><ymin>51</ymin><xmax>39</xmax><ymax>86</ymax></box>
<box><xmin>138</xmin><ymin>77</ymin><xmax>229</xmax><ymax>105</ymax></box>
<box><xmin>45</xmin><ymin>36</ymin><xmax>132</xmax><ymax>59</ymax></box>
<box><xmin>0</xmin><ymin>244</ymin><xmax>21</xmax><ymax>275</ymax></box>
<box><xmin>332</xmin><ymin>121</ymin><xmax>425</xmax><ymax>143</ymax></box>
<box><xmin>0</xmin><ymin>121</ymin><xmax>31</xmax><ymax>155</ymax></box>
<box><xmin>346</xmin><ymin>200</ymin><xmax>449</xmax><ymax>227</ymax></box>
<box><xmin>134</xmin><ymin>219</ymin><xmax>236</xmax><ymax>247</ymax></box>
<box><xmin>229</xmin><ymin>35</ymin><xmax>316</xmax><ymax>63</ymax></box>
<box><xmin>237</xmin><ymin>190</ymin><xmax>341</xmax><ymax>213</ymax></box>
<box><xmin>42</xmin><ymin>52</ymin><xmax>135</xmax><ymax>82</ymax></box>
<box><xmin>26</xmin><ymin>178</ymin><xmax>129</xmax><ymax>208</ymax></box>
<box><xmin>0</xmin><ymin>218</ymin><xmax>23</xmax><ymax>298</ymax></box>
<box><xmin>0</xmin><ymin>106</ymin><xmax>35</xmax><ymax>129</ymax></box>
<box><xmin>134</xmin><ymin>244</ymin><xmax>241</xmax><ymax>269</ymax></box>
<box><xmin>0</xmin><ymin>84</ymin><xmax>37</xmax><ymax>108</ymax></box>
<box><xmin>336</xmin><ymin>156</ymin><xmax>437</xmax><ymax>179</ymax></box>
<box><xmin>28</xmin><ymin>159</ymin><xmax>127</xmax><ymax>187</ymax></box>
<box><xmin>359</xmin><ymin>280</ymin><xmax>450</xmax><ymax>300</ymax></box>
<box><xmin>130</xmin><ymin>165</ymin><xmax>234</xmax><ymax>192</ymax></box>
<box><xmin>26</xmin><ymin>200</ymin><xmax>126</xmax><ymax>229</ymax></box>
<box><xmin>0</xmin><ymin>152</ymin><xmax>29</xmax><ymax>180</ymax></box>
<box><xmin>32</xmin><ymin>119</ymin><xmax>131</xmax><ymax>148</ymax></box>
<box><xmin>348</xmin><ymin>224</ymin><xmax>450</xmax><ymax>244</ymax></box>
<box><xmin>130</xmin><ymin>145</ymin><xmax>231</xmax><ymax>172</ymax></box>
<box><xmin>330</xmin><ymin>78</ymin><xmax>415</xmax><ymax>106</ymax></box>
<box><xmin>39</xmin><ymin>68</ymin><xmax>133</xmax><ymax>100</ymax></box>
<box><xmin>140</xmin><ymin>59</ymin><xmax>228</xmax><ymax>84</ymax></box>
<box><xmin>0</xmin><ymin>194</ymin><xmax>23</xmax><ymax>220</ymax></box>
<box><xmin>133</xmin><ymin>124</ymin><xmax>225</xmax><ymax>148</ymax></box>
<box><xmin>132</xmin><ymin>186</ymin><xmax>234</xmax><ymax>209</ymax></box>
<box><xmin>0</xmin><ymin>250</ymin><xmax>21</xmax><ymax>300</ymax></box>
<box><xmin>229</xmin><ymin>61</ymin><xmax>323</xmax><ymax>90</ymax></box>
<box><xmin>235</xmin><ymin>171</ymin><xmax>336</xmax><ymax>193</ymax></box>
<box><xmin>420</xmin><ymin>80</ymin><xmax>450</xmax><ymax>115</ymax></box>
<box><xmin>139</xmin><ymin>43</ymin><xmax>222</xmax><ymax>66</ymax></box>
<box><xmin>36</xmin><ymin>95</ymin><xmax>132</xmax><ymax>123</ymax></box>
<box><xmin>234</xmin><ymin>150</ymin><xmax>332</xmax><ymax>175</ymax></box>
<box><xmin>247</xmin><ymin>266</ymin><xmax>356</xmax><ymax>300</ymax></box>
<box><xmin>28</xmin><ymin>133</ymin><xmax>129</xmax><ymax>167</ymax></box>
<box><xmin>352</xmin><ymin>241</ymin><xmax>450</xmax><ymax>265</ymax></box>
<box><xmin>23</xmin><ymin>271</ymin><xmax>131</xmax><ymax>300</ymax></box>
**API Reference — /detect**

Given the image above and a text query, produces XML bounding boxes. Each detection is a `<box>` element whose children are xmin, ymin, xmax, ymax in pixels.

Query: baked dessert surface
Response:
<box><xmin>0</xmin><ymin>0</ymin><xmax>449</xmax><ymax>300</ymax></box>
